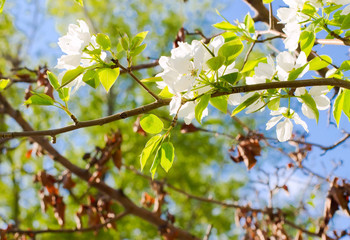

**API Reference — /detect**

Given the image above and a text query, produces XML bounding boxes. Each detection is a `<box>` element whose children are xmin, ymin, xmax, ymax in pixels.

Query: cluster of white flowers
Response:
<box><xmin>277</xmin><ymin>0</ymin><xmax>349</xmax><ymax>51</ymax></box>
<box><xmin>56</xmin><ymin>20</ymin><xmax>106</xmax><ymax>93</ymax></box>
<box><xmin>157</xmin><ymin>34</ymin><xmax>331</xmax><ymax>141</ymax></box>
<box><xmin>156</xmin><ymin>36</ymin><xmax>240</xmax><ymax>124</ymax></box>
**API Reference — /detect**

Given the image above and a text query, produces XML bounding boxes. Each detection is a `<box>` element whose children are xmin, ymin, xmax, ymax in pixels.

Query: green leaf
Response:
<box><xmin>98</xmin><ymin>68</ymin><xmax>120</xmax><ymax>93</ymax></box>
<box><xmin>309</xmin><ymin>55</ymin><xmax>332</xmax><ymax>71</ymax></box>
<box><xmin>60</xmin><ymin>66</ymin><xmax>85</xmax><ymax>88</ymax></box>
<box><xmin>299</xmin><ymin>31</ymin><xmax>315</xmax><ymax>57</ymax></box>
<box><xmin>263</xmin><ymin>0</ymin><xmax>273</xmax><ymax>3</ymax></box>
<box><xmin>341</xmin><ymin>13</ymin><xmax>350</xmax><ymax>29</ymax></box>
<box><xmin>141</xmin><ymin>77</ymin><xmax>162</xmax><ymax>83</ymax></box>
<box><xmin>213</xmin><ymin>21</ymin><xmax>237</xmax><ymax>31</ymax></box>
<box><xmin>231</xmin><ymin>92</ymin><xmax>260</xmax><ymax>116</ymax></box>
<box><xmin>140</xmin><ymin>114</ymin><xmax>164</xmax><ymax>134</ymax></box>
<box><xmin>324</xmin><ymin>4</ymin><xmax>341</xmax><ymax>15</ymax></box>
<box><xmin>206</xmin><ymin>56</ymin><xmax>225</xmax><ymax>71</ymax></box>
<box><xmin>195</xmin><ymin>94</ymin><xmax>210</xmax><ymax>124</ymax></box>
<box><xmin>0</xmin><ymin>0</ymin><xmax>5</xmax><ymax>13</ymax></box>
<box><xmin>218</xmin><ymin>40</ymin><xmax>244</xmax><ymax>66</ymax></box>
<box><xmin>221</xmin><ymin>32</ymin><xmax>239</xmax><ymax>42</ymax></box>
<box><xmin>342</xmin><ymin>89</ymin><xmax>350</xmax><ymax>120</ymax></box>
<box><xmin>210</xmin><ymin>95</ymin><xmax>228</xmax><ymax>113</ymax></box>
<box><xmin>244</xmin><ymin>13</ymin><xmax>255</xmax><ymax>34</ymax></box>
<box><xmin>58</xmin><ymin>88</ymin><xmax>70</xmax><ymax>102</ymax></box>
<box><xmin>47</xmin><ymin>71</ymin><xmax>60</xmax><ymax>90</ymax></box>
<box><xmin>333</xmin><ymin>90</ymin><xmax>345</xmax><ymax>127</ymax></box>
<box><xmin>158</xmin><ymin>86</ymin><xmax>174</xmax><ymax>98</ymax></box>
<box><xmin>150</xmin><ymin>146</ymin><xmax>162</xmax><ymax>179</ymax></box>
<box><xmin>288</xmin><ymin>63</ymin><xmax>308</xmax><ymax>81</ymax></box>
<box><xmin>74</xmin><ymin>0</ymin><xmax>83</xmax><ymax>6</ymax></box>
<box><xmin>131</xmin><ymin>31</ymin><xmax>148</xmax><ymax>49</ymax></box>
<box><xmin>140</xmin><ymin>135</ymin><xmax>162</xmax><ymax>171</ymax></box>
<box><xmin>160</xmin><ymin>142</ymin><xmax>175</xmax><ymax>173</ymax></box>
<box><xmin>83</xmin><ymin>69</ymin><xmax>100</xmax><ymax>88</ymax></box>
<box><xmin>130</xmin><ymin>44</ymin><xmax>147</xmax><ymax>57</ymax></box>
<box><xmin>120</xmin><ymin>35</ymin><xmax>129</xmax><ymax>51</ymax></box>
<box><xmin>219</xmin><ymin>72</ymin><xmax>241</xmax><ymax>85</ymax></box>
<box><xmin>302</xmin><ymin>2</ymin><xmax>316</xmax><ymax>16</ymax></box>
<box><xmin>24</xmin><ymin>93</ymin><xmax>54</xmax><ymax>106</ymax></box>
<box><xmin>241</xmin><ymin>57</ymin><xmax>267</xmax><ymax>73</ymax></box>
<box><xmin>339</xmin><ymin>60</ymin><xmax>350</xmax><ymax>71</ymax></box>
<box><xmin>96</xmin><ymin>33</ymin><xmax>111</xmax><ymax>50</ymax></box>
<box><xmin>300</xmin><ymin>94</ymin><xmax>319</xmax><ymax>123</ymax></box>
<box><xmin>0</xmin><ymin>79</ymin><xmax>10</xmax><ymax>90</ymax></box>
<box><xmin>267</xmin><ymin>97</ymin><xmax>280</xmax><ymax>111</ymax></box>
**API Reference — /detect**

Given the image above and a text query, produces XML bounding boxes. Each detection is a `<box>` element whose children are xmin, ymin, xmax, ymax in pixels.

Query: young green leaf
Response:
<box><xmin>240</xmin><ymin>57</ymin><xmax>267</xmax><ymax>73</ymax></box>
<box><xmin>231</xmin><ymin>92</ymin><xmax>260</xmax><ymax>116</ymax></box>
<box><xmin>218</xmin><ymin>40</ymin><xmax>244</xmax><ymax>65</ymax></box>
<box><xmin>158</xmin><ymin>86</ymin><xmax>174</xmax><ymax>98</ymax></box>
<box><xmin>206</xmin><ymin>56</ymin><xmax>225</xmax><ymax>71</ymax></box>
<box><xmin>309</xmin><ymin>55</ymin><xmax>332</xmax><ymax>71</ymax></box>
<box><xmin>140</xmin><ymin>135</ymin><xmax>162</xmax><ymax>171</ymax></box>
<box><xmin>302</xmin><ymin>2</ymin><xmax>316</xmax><ymax>16</ymax></box>
<box><xmin>140</xmin><ymin>114</ymin><xmax>164</xmax><ymax>134</ymax></box>
<box><xmin>98</xmin><ymin>68</ymin><xmax>120</xmax><ymax>93</ymax></box>
<box><xmin>160</xmin><ymin>142</ymin><xmax>175</xmax><ymax>173</ymax></box>
<box><xmin>195</xmin><ymin>94</ymin><xmax>210</xmax><ymax>124</ymax></box>
<box><xmin>24</xmin><ymin>93</ymin><xmax>54</xmax><ymax>106</ymax></box>
<box><xmin>60</xmin><ymin>66</ymin><xmax>85</xmax><ymax>88</ymax></box>
<box><xmin>299</xmin><ymin>31</ymin><xmax>315</xmax><ymax>57</ymax></box>
<box><xmin>83</xmin><ymin>69</ymin><xmax>100</xmax><ymax>88</ymax></box>
<box><xmin>244</xmin><ymin>13</ymin><xmax>255</xmax><ymax>33</ymax></box>
<box><xmin>333</xmin><ymin>90</ymin><xmax>345</xmax><ymax>127</ymax></box>
<box><xmin>342</xmin><ymin>89</ymin><xmax>350</xmax><ymax>120</ymax></box>
<box><xmin>210</xmin><ymin>95</ymin><xmax>228</xmax><ymax>113</ymax></box>
<box><xmin>120</xmin><ymin>35</ymin><xmax>129</xmax><ymax>51</ymax></box>
<box><xmin>130</xmin><ymin>44</ymin><xmax>147</xmax><ymax>57</ymax></box>
<box><xmin>96</xmin><ymin>33</ymin><xmax>111</xmax><ymax>50</ymax></box>
<box><xmin>58</xmin><ymin>88</ymin><xmax>70</xmax><ymax>102</ymax></box>
<box><xmin>339</xmin><ymin>60</ymin><xmax>350</xmax><ymax>71</ymax></box>
<box><xmin>212</xmin><ymin>21</ymin><xmax>237</xmax><ymax>31</ymax></box>
<box><xmin>341</xmin><ymin>13</ymin><xmax>350</xmax><ymax>29</ymax></box>
<box><xmin>150</xmin><ymin>145</ymin><xmax>162</xmax><ymax>179</ymax></box>
<box><xmin>299</xmin><ymin>94</ymin><xmax>319</xmax><ymax>123</ymax></box>
<box><xmin>47</xmin><ymin>71</ymin><xmax>60</xmax><ymax>90</ymax></box>
<box><xmin>263</xmin><ymin>0</ymin><xmax>274</xmax><ymax>3</ymax></box>
<box><xmin>219</xmin><ymin>72</ymin><xmax>241</xmax><ymax>85</ymax></box>
<box><xmin>0</xmin><ymin>79</ymin><xmax>10</xmax><ymax>90</ymax></box>
<box><xmin>131</xmin><ymin>31</ymin><xmax>148</xmax><ymax>49</ymax></box>
<box><xmin>267</xmin><ymin>97</ymin><xmax>280</xmax><ymax>111</ymax></box>
<box><xmin>288</xmin><ymin>63</ymin><xmax>308</xmax><ymax>81</ymax></box>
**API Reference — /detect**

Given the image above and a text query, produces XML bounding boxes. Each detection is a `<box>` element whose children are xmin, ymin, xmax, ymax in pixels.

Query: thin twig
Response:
<box><xmin>117</xmin><ymin>62</ymin><xmax>160</xmax><ymax>101</ymax></box>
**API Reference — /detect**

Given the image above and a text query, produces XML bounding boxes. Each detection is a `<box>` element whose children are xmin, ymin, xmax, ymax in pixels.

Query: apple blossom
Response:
<box><xmin>295</xmin><ymin>86</ymin><xmax>330</xmax><ymax>119</ymax></box>
<box><xmin>266</xmin><ymin>107</ymin><xmax>309</xmax><ymax>142</ymax></box>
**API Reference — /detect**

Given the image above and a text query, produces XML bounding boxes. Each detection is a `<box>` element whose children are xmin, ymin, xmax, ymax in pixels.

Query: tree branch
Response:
<box><xmin>6</xmin><ymin>211</ymin><xmax>129</xmax><ymax>236</ymax></box>
<box><xmin>1</xmin><ymin>78</ymin><xmax>349</xmax><ymax>139</ymax></box>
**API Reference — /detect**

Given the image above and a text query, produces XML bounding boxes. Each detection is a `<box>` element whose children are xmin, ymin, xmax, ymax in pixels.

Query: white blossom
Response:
<box><xmin>266</xmin><ymin>107</ymin><xmax>309</xmax><ymax>142</ymax></box>
<box><xmin>295</xmin><ymin>86</ymin><xmax>330</xmax><ymax>119</ymax></box>
<box><xmin>56</xmin><ymin>20</ymin><xmax>106</xmax><ymax>93</ymax></box>
<box><xmin>169</xmin><ymin>94</ymin><xmax>208</xmax><ymax>125</ymax></box>
<box><xmin>276</xmin><ymin>51</ymin><xmax>309</xmax><ymax>81</ymax></box>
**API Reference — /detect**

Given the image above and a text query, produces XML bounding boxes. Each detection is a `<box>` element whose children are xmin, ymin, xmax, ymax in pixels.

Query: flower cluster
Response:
<box><xmin>157</xmin><ymin>35</ymin><xmax>330</xmax><ymax>141</ymax></box>
<box><xmin>56</xmin><ymin>20</ymin><xmax>106</xmax><ymax>93</ymax></box>
<box><xmin>156</xmin><ymin>36</ymin><xmax>240</xmax><ymax>124</ymax></box>
<box><xmin>277</xmin><ymin>0</ymin><xmax>350</xmax><ymax>51</ymax></box>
